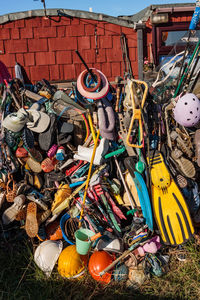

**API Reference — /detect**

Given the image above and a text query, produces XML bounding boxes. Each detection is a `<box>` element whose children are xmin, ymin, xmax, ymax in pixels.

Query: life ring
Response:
<box><xmin>77</xmin><ymin>68</ymin><xmax>109</xmax><ymax>100</ymax></box>
<box><xmin>80</xmin><ymin>69</ymin><xmax>101</xmax><ymax>92</ymax></box>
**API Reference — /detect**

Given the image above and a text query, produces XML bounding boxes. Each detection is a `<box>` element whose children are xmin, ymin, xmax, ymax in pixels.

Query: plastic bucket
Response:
<box><xmin>60</xmin><ymin>213</ymin><xmax>80</xmax><ymax>245</ymax></box>
<box><xmin>75</xmin><ymin>228</ymin><xmax>95</xmax><ymax>255</ymax></box>
<box><xmin>60</xmin><ymin>213</ymin><xmax>74</xmax><ymax>245</ymax></box>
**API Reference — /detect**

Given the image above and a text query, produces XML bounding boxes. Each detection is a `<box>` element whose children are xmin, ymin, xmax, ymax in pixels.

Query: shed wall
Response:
<box><xmin>0</xmin><ymin>16</ymin><xmax>137</xmax><ymax>82</ymax></box>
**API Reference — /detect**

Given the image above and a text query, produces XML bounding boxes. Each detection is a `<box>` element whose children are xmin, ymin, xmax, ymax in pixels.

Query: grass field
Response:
<box><xmin>0</xmin><ymin>234</ymin><xmax>200</xmax><ymax>300</ymax></box>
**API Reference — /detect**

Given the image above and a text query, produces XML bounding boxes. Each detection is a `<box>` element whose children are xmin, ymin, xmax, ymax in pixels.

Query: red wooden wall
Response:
<box><xmin>0</xmin><ymin>10</ymin><xmax>195</xmax><ymax>84</ymax></box>
<box><xmin>0</xmin><ymin>16</ymin><xmax>137</xmax><ymax>83</ymax></box>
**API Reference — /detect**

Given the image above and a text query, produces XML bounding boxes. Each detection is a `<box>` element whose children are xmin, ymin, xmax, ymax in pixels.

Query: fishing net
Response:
<box><xmin>148</xmin><ymin>29</ymin><xmax>200</xmax><ymax>104</ymax></box>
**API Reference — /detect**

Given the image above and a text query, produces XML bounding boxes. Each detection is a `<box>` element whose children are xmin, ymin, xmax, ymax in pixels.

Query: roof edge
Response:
<box><xmin>0</xmin><ymin>8</ymin><xmax>135</xmax><ymax>28</ymax></box>
<box><xmin>119</xmin><ymin>3</ymin><xmax>195</xmax><ymax>23</ymax></box>
<box><xmin>150</xmin><ymin>2</ymin><xmax>195</xmax><ymax>10</ymax></box>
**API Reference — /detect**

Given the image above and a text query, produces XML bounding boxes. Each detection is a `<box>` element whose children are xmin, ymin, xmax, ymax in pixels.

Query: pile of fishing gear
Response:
<box><xmin>1</xmin><ymin>1</ymin><xmax>200</xmax><ymax>288</ymax></box>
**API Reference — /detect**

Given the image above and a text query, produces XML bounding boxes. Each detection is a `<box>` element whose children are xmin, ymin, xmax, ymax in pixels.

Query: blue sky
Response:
<box><xmin>0</xmin><ymin>0</ymin><xmax>196</xmax><ymax>17</ymax></box>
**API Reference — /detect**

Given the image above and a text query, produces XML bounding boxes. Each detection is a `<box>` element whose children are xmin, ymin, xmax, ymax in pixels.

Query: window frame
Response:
<box><xmin>152</xmin><ymin>21</ymin><xmax>200</xmax><ymax>65</ymax></box>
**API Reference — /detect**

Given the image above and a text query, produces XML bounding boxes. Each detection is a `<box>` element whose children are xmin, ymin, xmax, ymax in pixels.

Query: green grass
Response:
<box><xmin>0</xmin><ymin>236</ymin><xmax>200</xmax><ymax>300</ymax></box>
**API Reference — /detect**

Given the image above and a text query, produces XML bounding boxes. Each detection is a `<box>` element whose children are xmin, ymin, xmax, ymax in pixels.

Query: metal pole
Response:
<box><xmin>75</xmin><ymin>50</ymin><xmax>97</xmax><ymax>82</ymax></box>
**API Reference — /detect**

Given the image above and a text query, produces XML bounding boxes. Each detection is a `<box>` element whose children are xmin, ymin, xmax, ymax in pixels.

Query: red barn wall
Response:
<box><xmin>0</xmin><ymin>10</ymin><xmax>195</xmax><ymax>83</ymax></box>
<box><xmin>0</xmin><ymin>16</ymin><xmax>137</xmax><ymax>83</ymax></box>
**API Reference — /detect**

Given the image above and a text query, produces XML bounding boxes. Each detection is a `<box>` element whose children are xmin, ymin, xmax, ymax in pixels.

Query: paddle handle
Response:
<box><xmin>99</xmin><ymin>236</ymin><xmax>148</xmax><ymax>277</ymax></box>
<box><xmin>99</xmin><ymin>249</ymin><xmax>131</xmax><ymax>276</ymax></box>
<box><xmin>89</xmin><ymin>232</ymin><xmax>102</xmax><ymax>242</ymax></box>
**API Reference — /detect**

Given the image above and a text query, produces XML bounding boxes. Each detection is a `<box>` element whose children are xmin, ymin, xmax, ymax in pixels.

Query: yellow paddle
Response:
<box><xmin>79</xmin><ymin>129</ymin><xmax>100</xmax><ymax>227</ymax></box>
